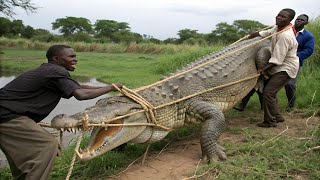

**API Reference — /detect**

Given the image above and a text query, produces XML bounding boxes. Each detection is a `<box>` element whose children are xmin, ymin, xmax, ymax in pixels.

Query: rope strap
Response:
<box><xmin>134</xmin><ymin>25</ymin><xmax>291</xmax><ymax>92</ymax></box>
<box><xmin>112</xmin><ymin>84</ymin><xmax>157</xmax><ymax>125</ymax></box>
<box><xmin>65</xmin><ymin>130</ymin><xmax>85</xmax><ymax>180</ymax></box>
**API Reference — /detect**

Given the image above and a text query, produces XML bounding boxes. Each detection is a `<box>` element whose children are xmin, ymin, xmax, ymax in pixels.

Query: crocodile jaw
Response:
<box><xmin>77</xmin><ymin>112</ymin><xmax>147</xmax><ymax>161</ymax></box>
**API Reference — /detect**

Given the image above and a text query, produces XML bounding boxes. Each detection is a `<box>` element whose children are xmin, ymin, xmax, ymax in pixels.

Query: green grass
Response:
<box><xmin>0</xmin><ymin>49</ymin><xmax>165</xmax><ymax>88</ymax></box>
<box><xmin>50</xmin><ymin>138</ymin><xmax>148</xmax><ymax>179</ymax></box>
<box><xmin>193</xmin><ymin>125</ymin><xmax>320</xmax><ymax>179</ymax></box>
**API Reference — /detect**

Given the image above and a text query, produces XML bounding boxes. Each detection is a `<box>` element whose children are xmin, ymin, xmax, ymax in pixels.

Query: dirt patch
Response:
<box><xmin>113</xmin><ymin>138</ymin><xmax>201</xmax><ymax>180</ymax></box>
<box><xmin>109</xmin><ymin>113</ymin><xmax>320</xmax><ymax>180</ymax></box>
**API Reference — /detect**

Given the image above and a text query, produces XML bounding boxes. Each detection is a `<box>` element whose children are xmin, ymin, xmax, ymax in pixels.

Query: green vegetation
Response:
<box><xmin>0</xmin><ymin>20</ymin><xmax>319</xmax><ymax>180</ymax></box>
<box><xmin>0</xmin><ymin>15</ymin><xmax>267</xmax><ymax>45</ymax></box>
<box><xmin>194</xmin><ymin>125</ymin><xmax>320</xmax><ymax>179</ymax></box>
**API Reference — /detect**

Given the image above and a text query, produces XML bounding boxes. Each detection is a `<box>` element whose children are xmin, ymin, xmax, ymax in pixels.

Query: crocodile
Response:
<box><xmin>51</xmin><ymin>37</ymin><xmax>271</xmax><ymax>161</ymax></box>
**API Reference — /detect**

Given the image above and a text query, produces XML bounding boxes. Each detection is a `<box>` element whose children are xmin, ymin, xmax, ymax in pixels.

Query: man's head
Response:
<box><xmin>46</xmin><ymin>45</ymin><xmax>77</xmax><ymax>71</ymax></box>
<box><xmin>294</xmin><ymin>14</ymin><xmax>309</xmax><ymax>30</ymax></box>
<box><xmin>276</xmin><ymin>8</ymin><xmax>296</xmax><ymax>28</ymax></box>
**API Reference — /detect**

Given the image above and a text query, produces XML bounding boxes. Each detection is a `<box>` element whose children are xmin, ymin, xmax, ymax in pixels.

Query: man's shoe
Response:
<box><xmin>288</xmin><ymin>103</ymin><xmax>294</xmax><ymax>108</ymax></box>
<box><xmin>285</xmin><ymin>107</ymin><xmax>292</xmax><ymax>112</ymax></box>
<box><xmin>275</xmin><ymin>115</ymin><xmax>285</xmax><ymax>123</ymax></box>
<box><xmin>233</xmin><ymin>106</ymin><xmax>244</xmax><ymax>112</ymax></box>
<box><xmin>257</xmin><ymin>122</ymin><xmax>277</xmax><ymax>128</ymax></box>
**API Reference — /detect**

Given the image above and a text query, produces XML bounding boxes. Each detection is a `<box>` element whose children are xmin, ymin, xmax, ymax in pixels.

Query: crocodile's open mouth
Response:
<box><xmin>75</xmin><ymin>116</ymin><xmax>147</xmax><ymax>161</ymax></box>
<box><xmin>77</xmin><ymin>119</ymin><xmax>123</xmax><ymax>159</ymax></box>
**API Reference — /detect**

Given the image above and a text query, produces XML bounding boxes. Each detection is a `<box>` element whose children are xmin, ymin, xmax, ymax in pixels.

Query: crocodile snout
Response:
<box><xmin>51</xmin><ymin>113</ymin><xmax>81</xmax><ymax>128</ymax></box>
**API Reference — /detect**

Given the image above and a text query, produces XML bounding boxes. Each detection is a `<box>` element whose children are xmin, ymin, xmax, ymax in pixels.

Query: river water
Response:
<box><xmin>0</xmin><ymin>74</ymin><xmax>109</xmax><ymax>168</ymax></box>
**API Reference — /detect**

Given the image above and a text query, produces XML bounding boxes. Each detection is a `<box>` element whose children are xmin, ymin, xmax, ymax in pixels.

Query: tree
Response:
<box><xmin>94</xmin><ymin>19</ymin><xmax>130</xmax><ymax>39</ymax></box>
<box><xmin>177</xmin><ymin>28</ymin><xmax>199</xmax><ymax>43</ymax></box>
<box><xmin>10</xmin><ymin>19</ymin><xmax>24</xmax><ymax>36</ymax></box>
<box><xmin>206</xmin><ymin>20</ymin><xmax>267</xmax><ymax>44</ymax></box>
<box><xmin>31</xmin><ymin>28</ymin><xmax>54</xmax><ymax>42</ymax></box>
<box><xmin>148</xmin><ymin>37</ymin><xmax>161</xmax><ymax>44</ymax></box>
<box><xmin>131</xmin><ymin>32</ymin><xmax>143</xmax><ymax>43</ymax></box>
<box><xmin>183</xmin><ymin>34</ymin><xmax>207</xmax><ymax>46</ymax></box>
<box><xmin>34</xmin><ymin>28</ymin><xmax>51</xmax><ymax>36</ymax></box>
<box><xmin>111</xmin><ymin>30</ymin><xmax>134</xmax><ymax>43</ymax></box>
<box><xmin>21</xmin><ymin>25</ymin><xmax>35</xmax><ymax>38</ymax></box>
<box><xmin>207</xmin><ymin>22</ymin><xmax>240</xmax><ymax>44</ymax></box>
<box><xmin>163</xmin><ymin>38</ymin><xmax>178</xmax><ymax>44</ymax></box>
<box><xmin>0</xmin><ymin>17</ymin><xmax>11</xmax><ymax>36</ymax></box>
<box><xmin>52</xmin><ymin>17</ymin><xmax>92</xmax><ymax>36</ymax></box>
<box><xmin>233</xmin><ymin>20</ymin><xmax>267</xmax><ymax>37</ymax></box>
<box><xmin>0</xmin><ymin>0</ymin><xmax>37</xmax><ymax>17</ymax></box>
<box><xmin>66</xmin><ymin>32</ymin><xmax>94</xmax><ymax>43</ymax></box>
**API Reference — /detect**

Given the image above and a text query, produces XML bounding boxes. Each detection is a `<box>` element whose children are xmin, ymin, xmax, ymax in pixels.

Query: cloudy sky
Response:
<box><xmin>3</xmin><ymin>0</ymin><xmax>319</xmax><ymax>40</ymax></box>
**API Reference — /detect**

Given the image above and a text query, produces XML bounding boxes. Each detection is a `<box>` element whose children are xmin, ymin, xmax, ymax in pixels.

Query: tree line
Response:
<box><xmin>0</xmin><ymin>16</ymin><xmax>267</xmax><ymax>45</ymax></box>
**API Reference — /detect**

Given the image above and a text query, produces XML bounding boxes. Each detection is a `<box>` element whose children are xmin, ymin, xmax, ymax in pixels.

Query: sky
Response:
<box><xmin>2</xmin><ymin>0</ymin><xmax>319</xmax><ymax>40</ymax></box>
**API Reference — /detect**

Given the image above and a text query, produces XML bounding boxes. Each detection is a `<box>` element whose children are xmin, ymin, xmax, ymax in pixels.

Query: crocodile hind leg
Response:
<box><xmin>187</xmin><ymin>100</ymin><xmax>227</xmax><ymax>161</ymax></box>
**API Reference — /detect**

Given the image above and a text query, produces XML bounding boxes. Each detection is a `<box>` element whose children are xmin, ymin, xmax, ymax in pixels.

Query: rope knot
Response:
<box><xmin>82</xmin><ymin>113</ymin><xmax>90</xmax><ymax>130</ymax></box>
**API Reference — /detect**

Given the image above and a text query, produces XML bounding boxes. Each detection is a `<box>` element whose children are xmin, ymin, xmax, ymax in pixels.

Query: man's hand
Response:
<box><xmin>258</xmin><ymin>69</ymin><xmax>269</xmax><ymax>80</ymax></box>
<box><xmin>111</xmin><ymin>83</ymin><xmax>123</xmax><ymax>91</ymax></box>
<box><xmin>248</xmin><ymin>32</ymin><xmax>260</xmax><ymax>39</ymax></box>
<box><xmin>257</xmin><ymin>68</ymin><xmax>263</xmax><ymax>74</ymax></box>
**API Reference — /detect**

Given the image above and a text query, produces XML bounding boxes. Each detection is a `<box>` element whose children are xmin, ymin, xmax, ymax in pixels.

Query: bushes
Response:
<box><xmin>0</xmin><ymin>37</ymin><xmax>215</xmax><ymax>54</ymax></box>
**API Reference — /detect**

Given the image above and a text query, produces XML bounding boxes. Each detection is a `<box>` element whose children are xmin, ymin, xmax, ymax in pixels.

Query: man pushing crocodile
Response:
<box><xmin>0</xmin><ymin>45</ymin><xmax>123</xmax><ymax>179</ymax></box>
<box><xmin>248</xmin><ymin>8</ymin><xmax>299</xmax><ymax>127</ymax></box>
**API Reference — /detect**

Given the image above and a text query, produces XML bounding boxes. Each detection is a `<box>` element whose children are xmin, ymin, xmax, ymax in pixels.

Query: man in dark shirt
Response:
<box><xmin>0</xmin><ymin>45</ymin><xmax>123</xmax><ymax>179</ymax></box>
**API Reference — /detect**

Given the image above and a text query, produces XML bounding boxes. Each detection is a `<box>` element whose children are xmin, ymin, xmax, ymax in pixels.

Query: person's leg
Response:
<box><xmin>258</xmin><ymin>72</ymin><xmax>291</xmax><ymax>127</ymax></box>
<box><xmin>0</xmin><ymin>143</ymin><xmax>25</xmax><ymax>179</ymax></box>
<box><xmin>234</xmin><ymin>88</ymin><xmax>256</xmax><ymax>111</ymax></box>
<box><xmin>285</xmin><ymin>77</ymin><xmax>297</xmax><ymax>108</ymax></box>
<box><xmin>0</xmin><ymin>116</ymin><xmax>58</xmax><ymax>180</ymax></box>
<box><xmin>257</xmin><ymin>90</ymin><xmax>264</xmax><ymax>110</ymax></box>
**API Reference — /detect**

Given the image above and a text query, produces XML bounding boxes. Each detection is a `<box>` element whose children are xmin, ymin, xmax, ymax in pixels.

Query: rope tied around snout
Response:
<box><xmin>75</xmin><ymin>84</ymin><xmax>172</xmax><ymax>132</ymax></box>
<box><xmin>82</xmin><ymin>113</ymin><xmax>90</xmax><ymax>130</ymax></box>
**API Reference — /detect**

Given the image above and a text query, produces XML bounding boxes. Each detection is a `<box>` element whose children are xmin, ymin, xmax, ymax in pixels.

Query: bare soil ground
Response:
<box><xmin>108</xmin><ymin>112</ymin><xmax>320</xmax><ymax>180</ymax></box>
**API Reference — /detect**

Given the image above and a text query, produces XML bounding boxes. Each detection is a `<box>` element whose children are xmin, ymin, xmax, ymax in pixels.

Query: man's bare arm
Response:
<box><xmin>73</xmin><ymin>83</ymin><xmax>123</xmax><ymax>100</ymax></box>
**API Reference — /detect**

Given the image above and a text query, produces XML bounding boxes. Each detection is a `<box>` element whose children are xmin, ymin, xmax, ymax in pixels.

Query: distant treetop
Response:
<box><xmin>0</xmin><ymin>0</ymin><xmax>38</xmax><ymax>17</ymax></box>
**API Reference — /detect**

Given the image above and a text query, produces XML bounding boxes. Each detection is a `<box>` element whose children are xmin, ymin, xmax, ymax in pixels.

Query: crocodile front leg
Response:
<box><xmin>187</xmin><ymin>100</ymin><xmax>227</xmax><ymax>161</ymax></box>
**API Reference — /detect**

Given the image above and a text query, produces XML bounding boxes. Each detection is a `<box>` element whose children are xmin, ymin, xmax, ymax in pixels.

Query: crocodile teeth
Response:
<box><xmin>71</xmin><ymin>128</ymin><xmax>76</xmax><ymax>133</ymax></box>
<box><xmin>75</xmin><ymin>150</ymin><xmax>83</xmax><ymax>159</ymax></box>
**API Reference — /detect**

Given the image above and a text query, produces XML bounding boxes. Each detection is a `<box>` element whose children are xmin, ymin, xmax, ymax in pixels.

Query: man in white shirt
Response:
<box><xmin>248</xmin><ymin>8</ymin><xmax>299</xmax><ymax>127</ymax></box>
